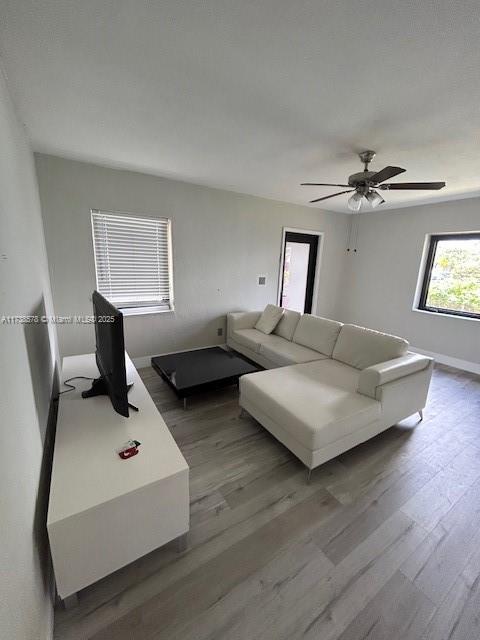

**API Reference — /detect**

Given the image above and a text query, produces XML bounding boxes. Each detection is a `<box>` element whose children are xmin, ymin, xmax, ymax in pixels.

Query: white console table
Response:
<box><xmin>47</xmin><ymin>353</ymin><xmax>189</xmax><ymax>606</ymax></box>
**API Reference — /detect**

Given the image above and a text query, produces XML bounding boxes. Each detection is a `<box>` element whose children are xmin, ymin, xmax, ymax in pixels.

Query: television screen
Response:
<box><xmin>82</xmin><ymin>291</ymin><xmax>130</xmax><ymax>417</ymax></box>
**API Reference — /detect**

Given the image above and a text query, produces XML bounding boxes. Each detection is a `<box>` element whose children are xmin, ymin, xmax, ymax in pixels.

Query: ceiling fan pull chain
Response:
<box><xmin>346</xmin><ymin>216</ymin><xmax>353</xmax><ymax>252</ymax></box>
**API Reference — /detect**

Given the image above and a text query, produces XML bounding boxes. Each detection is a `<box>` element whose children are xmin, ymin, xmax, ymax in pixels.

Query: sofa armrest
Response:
<box><xmin>227</xmin><ymin>311</ymin><xmax>261</xmax><ymax>336</ymax></box>
<box><xmin>358</xmin><ymin>352</ymin><xmax>433</xmax><ymax>398</ymax></box>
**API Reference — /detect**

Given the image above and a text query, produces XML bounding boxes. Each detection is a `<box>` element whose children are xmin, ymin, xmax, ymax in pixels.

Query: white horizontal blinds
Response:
<box><xmin>91</xmin><ymin>210</ymin><xmax>172</xmax><ymax>309</ymax></box>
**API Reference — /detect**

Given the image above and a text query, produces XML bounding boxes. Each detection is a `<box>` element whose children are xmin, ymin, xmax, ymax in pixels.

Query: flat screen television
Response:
<box><xmin>81</xmin><ymin>291</ymin><xmax>134</xmax><ymax>417</ymax></box>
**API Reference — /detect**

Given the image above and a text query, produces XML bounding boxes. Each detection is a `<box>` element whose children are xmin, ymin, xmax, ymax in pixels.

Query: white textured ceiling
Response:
<box><xmin>1</xmin><ymin>0</ymin><xmax>480</xmax><ymax>213</ymax></box>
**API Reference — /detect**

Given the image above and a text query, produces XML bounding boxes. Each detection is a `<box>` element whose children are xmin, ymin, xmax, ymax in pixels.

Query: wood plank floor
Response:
<box><xmin>54</xmin><ymin>363</ymin><xmax>480</xmax><ymax>640</ymax></box>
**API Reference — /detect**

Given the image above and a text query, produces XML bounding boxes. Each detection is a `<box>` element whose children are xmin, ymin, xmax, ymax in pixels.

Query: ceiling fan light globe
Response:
<box><xmin>366</xmin><ymin>190</ymin><xmax>385</xmax><ymax>208</ymax></box>
<box><xmin>347</xmin><ymin>192</ymin><xmax>363</xmax><ymax>211</ymax></box>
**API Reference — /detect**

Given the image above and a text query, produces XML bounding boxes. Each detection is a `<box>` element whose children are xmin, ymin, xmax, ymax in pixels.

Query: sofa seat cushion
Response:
<box><xmin>293</xmin><ymin>314</ymin><xmax>343</xmax><ymax>356</ymax></box>
<box><xmin>231</xmin><ymin>328</ymin><xmax>269</xmax><ymax>352</ymax></box>
<box><xmin>303</xmin><ymin>358</ymin><xmax>362</xmax><ymax>390</ymax></box>
<box><xmin>240</xmin><ymin>360</ymin><xmax>380</xmax><ymax>450</ymax></box>
<box><xmin>332</xmin><ymin>324</ymin><xmax>409</xmax><ymax>370</ymax></box>
<box><xmin>259</xmin><ymin>338</ymin><xmax>326</xmax><ymax>366</ymax></box>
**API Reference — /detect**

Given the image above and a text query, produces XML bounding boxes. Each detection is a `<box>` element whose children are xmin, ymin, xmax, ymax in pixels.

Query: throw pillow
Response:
<box><xmin>255</xmin><ymin>304</ymin><xmax>284</xmax><ymax>335</ymax></box>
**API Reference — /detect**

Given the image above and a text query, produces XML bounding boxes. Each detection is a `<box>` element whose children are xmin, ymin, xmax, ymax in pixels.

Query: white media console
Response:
<box><xmin>47</xmin><ymin>353</ymin><xmax>189</xmax><ymax>606</ymax></box>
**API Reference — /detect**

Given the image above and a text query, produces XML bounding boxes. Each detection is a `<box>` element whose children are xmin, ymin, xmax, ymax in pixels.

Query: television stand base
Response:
<box><xmin>81</xmin><ymin>376</ymin><xmax>108</xmax><ymax>399</ymax></box>
<box><xmin>82</xmin><ymin>379</ymin><xmax>139</xmax><ymax>411</ymax></box>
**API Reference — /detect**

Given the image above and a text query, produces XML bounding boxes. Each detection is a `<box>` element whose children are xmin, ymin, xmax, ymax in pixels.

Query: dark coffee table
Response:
<box><xmin>151</xmin><ymin>347</ymin><xmax>261</xmax><ymax>408</ymax></box>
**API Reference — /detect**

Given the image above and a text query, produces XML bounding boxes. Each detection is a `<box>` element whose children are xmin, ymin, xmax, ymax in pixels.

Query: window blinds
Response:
<box><xmin>91</xmin><ymin>210</ymin><xmax>173</xmax><ymax>310</ymax></box>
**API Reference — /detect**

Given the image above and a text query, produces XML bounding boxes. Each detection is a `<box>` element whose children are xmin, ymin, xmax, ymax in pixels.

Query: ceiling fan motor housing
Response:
<box><xmin>350</xmin><ymin>150</ymin><xmax>377</xmax><ymax>192</ymax></box>
<box><xmin>348</xmin><ymin>171</ymin><xmax>376</xmax><ymax>191</ymax></box>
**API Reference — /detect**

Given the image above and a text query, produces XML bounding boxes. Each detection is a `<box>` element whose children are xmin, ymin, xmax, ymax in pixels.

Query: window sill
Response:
<box><xmin>412</xmin><ymin>308</ymin><xmax>480</xmax><ymax>323</ymax></box>
<box><xmin>120</xmin><ymin>306</ymin><xmax>174</xmax><ymax>317</ymax></box>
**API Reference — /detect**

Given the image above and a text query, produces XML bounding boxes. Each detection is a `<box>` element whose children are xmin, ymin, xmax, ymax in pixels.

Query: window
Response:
<box><xmin>91</xmin><ymin>210</ymin><xmax>173</xmax><ymax>312</ymax></box>
<box><xmin>418</xmin><ymin>233</ymin><xmax>480</xmax><ymax>319</ymax></box>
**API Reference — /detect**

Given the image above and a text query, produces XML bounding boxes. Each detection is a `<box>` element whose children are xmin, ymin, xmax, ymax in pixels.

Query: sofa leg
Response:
<box><xmin>239</xmin><ymin>408</ymin><xmax>248</xmax><ymax>419</ymax></box>
<box><xmin>418</xmin><ymin>409</ymin><xmax>424</xmax><ymax>422</ymax></box>
<box><xmin>306</xmin><ymin>468</ymin><xmax>312</xmax><ymax>484</ymax></box>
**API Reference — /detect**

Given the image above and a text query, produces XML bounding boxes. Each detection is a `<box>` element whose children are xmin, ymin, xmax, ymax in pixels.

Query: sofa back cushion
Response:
<box><xmin>255</xmin><ymin>304</ymin><xmax>284</xmax><ymax>335</ymax></box>
<box><xmin>273</xmin><ymin>309</ymin><xmax>301</xmax><ymax>340</ymax></box>
<box><xmin>332</xmin><ymin>324</ymin><xmax>409</xmax><ymax>369</ymax></box>
<box><xmin>292</xmin><ymin>314</ymin><xmax>343</xmax><ymax>356</ymax></box>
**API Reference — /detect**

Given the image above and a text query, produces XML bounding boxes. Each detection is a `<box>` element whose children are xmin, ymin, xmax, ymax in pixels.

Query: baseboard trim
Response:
<box><xmin>132</xmin><ymin>343</ymin><xmax>225</xmax><ymax>369</ymax></box>
<box><xmin>412</xmin><ymin>346</ymin><xmax>480</xmax><ymax>375</ymax></box>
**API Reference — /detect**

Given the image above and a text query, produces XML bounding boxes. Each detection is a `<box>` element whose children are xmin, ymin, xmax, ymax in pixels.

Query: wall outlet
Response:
<box><xmin>258</xmin><ymin>276</ymin><xmax>266</xmax><ymax>285</ymax></box>
<box><xmin>217</xmin><ymin>327</ymin><xmax>223</xmax><ymax>336</ymax></box>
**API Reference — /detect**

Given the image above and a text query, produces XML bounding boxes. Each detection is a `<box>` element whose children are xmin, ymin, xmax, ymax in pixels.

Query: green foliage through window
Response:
<box><xmin>422</xmin><ymin>236</ymin><xmax>480</xmax><ymax>317</ymax></box>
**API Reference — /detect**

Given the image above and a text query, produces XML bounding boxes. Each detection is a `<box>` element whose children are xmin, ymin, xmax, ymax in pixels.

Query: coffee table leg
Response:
<box><xmin>183</xmin><ymin>397</ymin><xmax>187</xmax><ymax>410</ymax></box>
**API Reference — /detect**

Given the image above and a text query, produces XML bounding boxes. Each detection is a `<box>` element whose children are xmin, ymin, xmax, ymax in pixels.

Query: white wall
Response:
<box><xmin>0</xmin><ymin>67</ymin><xmax>58</xmax><ymax>639</ymax></box>
<box><xmin>338</xmin><ymin>198</ymin><xmax>480</xmax><ymax>369</ymax></box>
<box><xmin>34</xmin><ymin>153</ymin><xmax>479</xmax><ymax>372</ymax></box>
<box><xmin>35</xmin><ymin>154</ymin><xmax>350</xmax><ymax>359</ymax></box>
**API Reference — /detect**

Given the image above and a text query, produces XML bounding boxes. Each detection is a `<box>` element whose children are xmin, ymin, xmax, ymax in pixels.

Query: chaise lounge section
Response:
<box><xmin>227</xmin><ymin>310</ymin><xmax>433</xmax><ymax>478</ymax></box>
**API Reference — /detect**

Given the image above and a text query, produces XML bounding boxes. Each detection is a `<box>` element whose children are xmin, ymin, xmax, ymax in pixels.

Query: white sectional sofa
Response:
<box><xmin>227</xmin><ymin>309</ymin><xmax>433</xmax><ymax>479</ymax></box>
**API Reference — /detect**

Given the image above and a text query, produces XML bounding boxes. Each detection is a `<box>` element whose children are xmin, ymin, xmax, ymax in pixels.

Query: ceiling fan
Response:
<box><xmin>302</xmin><ymin>150</ymin><xmax>446</xmax><ymax>211</ymax></box>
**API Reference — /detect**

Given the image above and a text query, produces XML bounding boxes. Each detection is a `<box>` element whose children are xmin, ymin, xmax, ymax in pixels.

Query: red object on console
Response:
<box><xmin>118</xmin><ymin>446</ymin><xmax>139</xmax><ymax>459</ymax></box>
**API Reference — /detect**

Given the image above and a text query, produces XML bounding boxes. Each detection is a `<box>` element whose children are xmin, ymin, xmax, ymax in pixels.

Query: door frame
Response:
<box><xmin>277</xmin><ymin>227</ymin><xmax>325</xmax><ymax>315</ymax></box>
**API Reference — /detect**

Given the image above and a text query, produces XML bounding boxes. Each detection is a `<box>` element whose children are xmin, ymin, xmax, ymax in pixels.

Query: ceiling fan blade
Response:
<box><xmin>380</xmin><ymin>181</ymin><xmax>446</xmax><ymax>190</ymax></box>
<box><xmin>301</xmin><ymin>182</ymin><xmax>350</xmax><ymax>187</ymax></box>
<box><xmin>369</xmin><ymin>166</ymin><xmax>406</xmax><ymax>184</ymax></box>
<box><xmin>309</xmin><ymin>190</ymin><xmax>354</xmax><ymax>203</ymax></box>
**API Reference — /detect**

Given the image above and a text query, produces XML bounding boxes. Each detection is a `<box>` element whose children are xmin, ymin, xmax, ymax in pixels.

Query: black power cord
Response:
<box><xmin>59</xmin><ymin>376</ymin><xmax>94</xmax><ymax>395</ymax></box>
